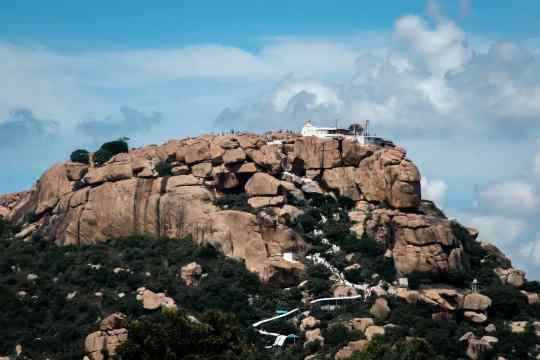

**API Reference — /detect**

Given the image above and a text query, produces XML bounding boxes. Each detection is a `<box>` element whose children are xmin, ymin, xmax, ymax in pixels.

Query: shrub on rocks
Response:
<box><xmin>92</xmin><ymin>148</ymin><xmax>113</xmax><ymax>166</ymax></box>
<box><xmin>69</xmin><ymin>149</ymin><xmax>90</xmax><ymax>164</ymax></box>
<box><xmin>213</xmin><ymin>193</ymin><xmax>252</xmax><ymax>212</ymax></box>
<box><xmin>155</xmin><ymin>160</ymin><xmax>172</xmax><ymax>177</ymax></box>
<box><xmin>93</xmin><ymin>139</ymin><xmax>129</xmax><ymax>166</ymax></box>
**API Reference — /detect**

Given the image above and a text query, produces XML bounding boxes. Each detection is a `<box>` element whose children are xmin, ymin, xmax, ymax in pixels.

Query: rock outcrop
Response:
<box><xmin>2</xmin><ymin>131</ymin><xmax>467</xmax><ymax>281</ymax></box>
<box><xmin>84</xmin><ymin>313</ymin><xmax>128</xmax><ymax>360</ymax></box>
<box><xmin>181</xmin><ymin>262</ymin><xmax>203</xmax><ymax>287</ymax></box>
<box><xmin>349</xmin><ymin>201</ymin><xmax>469</xmax><ymax>277</ymax></box>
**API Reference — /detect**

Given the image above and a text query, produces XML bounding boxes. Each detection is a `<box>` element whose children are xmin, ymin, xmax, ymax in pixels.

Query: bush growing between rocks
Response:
<box><xmin>306</xmin><ymin>264</ymin><xmax>332</xmax><ymax>298</ymax></box>
<box><xmin>93</xmin><ymin>139</ymin><xmax>129</xmax><ymax>166</ymax></box>
<box><xmin>69</xmin><ymin>149</ymin><xmax>90</xmax><ymax>164</ymax></box>
<box><xmin>324</xmin><ymin>323</ymin><xmax>361</xmax><ymax>348</ymax></box>
<box><xmin>214</xmin><ymin>193</ymin><xmax>252</xmax><ymax>212</ymax></box>
<box><xmin>100</xmin><ymin>139</ymin><xmax>129</xmax><ymax>155</ymax></box>
<box><xmin>155</xmin><ymin>160</ymin><xmax>172</xmax><ymax>177</ymax></box>
<box><xmin>304</xmin><ymin>339</ymin><xmax>322</xmax><ymax>356</ymax></box>
<box><xmin>92</xmin><ymin>148</ymin><xmax>114</xmax><ymax>166</ymax></box>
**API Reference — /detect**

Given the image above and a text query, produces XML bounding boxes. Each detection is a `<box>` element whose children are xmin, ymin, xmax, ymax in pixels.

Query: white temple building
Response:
<box><xmin>301</xmin><ymin>120</ymin><xmax>393</xmax><ymax>146</ymax></box>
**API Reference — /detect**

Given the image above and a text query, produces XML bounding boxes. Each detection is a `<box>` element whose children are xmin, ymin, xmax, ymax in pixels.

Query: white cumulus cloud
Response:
<box><xmin>394</xmin><ymin>15</ymin><xmax>471</xmax><ymax>76</ymax></box>
<box><xmin>421</xmin><ymin>177</ymin><xmax>448</xmax><ymax>207</ymax></box>
<box><xmin>464</xmin><ymin>214</ymin><xmax>527</xmax><ymax>248</ymax></box>
<box><xmin>478</xmin><ymin>181</ymin><xmax>537</xmax><ymax>214</ymax></box>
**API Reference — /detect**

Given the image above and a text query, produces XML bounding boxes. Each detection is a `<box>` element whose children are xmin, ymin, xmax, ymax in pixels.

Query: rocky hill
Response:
<box><xmin>1</xmin><ymin>131</ymin><xmax>539</xmax><ymax>360</ymax></box>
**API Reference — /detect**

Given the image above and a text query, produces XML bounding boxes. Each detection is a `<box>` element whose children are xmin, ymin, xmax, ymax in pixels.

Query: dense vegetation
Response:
<box><xmin>0</xmin><ymin>220</ymin><xmax>300</xmax><ymax>359</ymax></box>
<box><xmin>2</xmin><ymin>188</ymin><xmax>540</xmax><ymax>359</ymax></box>
<box><xmin>118</xmin><ymin>309</ymin><xmax>260</xmax><ymax>359</ymax></box>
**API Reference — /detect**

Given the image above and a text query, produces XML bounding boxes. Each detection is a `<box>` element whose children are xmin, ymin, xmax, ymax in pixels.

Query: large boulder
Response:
<box><xmin>136</xmin><ymin>288</ymin><xmax>176</xmax><ymax>310</ymax></box>
<box><xmin>392</xmin><ymin>214</ymin><xmax>467</xmax><ymax>277</ymax></box>
<box><xmin>291</xmin><ymin>137</ymin><xmax>341</xmax><ymax>169</ymax></box>
<box><xmin>370</xmin><ymin>297</ymin><xmax>391</xmax><ymax>320</ymax></box>
<box><xmin>184</xmin><ymin>139</ymin><xmax>211</xmax><ymax>164</ymax></box>
<box><xmin>222</xmin><ymin>148</ymin><xmax>246</xmax><ymax>165</ymax></box>
<box><xmin>34</xmin><ymin>163</ymin><xmax>74</xmax><ymax>216</ymax></box>
<box><xmin>322</xmin><ymin>167</ymin><xmax>361</xmax><ymax>201</ymax></box>
<box><xmin>356</xmin><ymin>148</ymin><xmax>421</xmax><ymax>209</ymax></box>
<box><xmin>85</xmin><ymin>313</ymin><xmax>128</xmax><ymax>360</ymax></box>
<box><xmin>245</xmin><ymin>173</ymin><xmax>280</xmax><ymax>196</ymax></box>
<box><xmin>462</xmin><ymin>293</ymin><xmax>492</xmax><ymax>312</ymax></box>
<box><xmin>246</xmin><ymin>145</ymin><xmax>282</xmax><ymax>174</ymax></box>
<box><xmin>494</xmin><ymin>267</ymin><xmax>526</xmax><ymax>288</ymax></box>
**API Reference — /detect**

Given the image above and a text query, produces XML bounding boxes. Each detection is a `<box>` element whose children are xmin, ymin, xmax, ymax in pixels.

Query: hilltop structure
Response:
<box><xmin>300</xmin><ymin>120</ymin><xmax>394</xmax><ymax>147</ymax></box>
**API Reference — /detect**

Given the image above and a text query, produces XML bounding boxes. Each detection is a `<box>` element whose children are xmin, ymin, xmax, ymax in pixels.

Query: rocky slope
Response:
<box><xmin>0</xmin><ymin>132</ymin><xmax>447</xmax><ymax>281</ymax></box>
<box><xmin>1</xmin><ymin>131</ymin><xmax>539</xmax><ymax>360</ymax></box>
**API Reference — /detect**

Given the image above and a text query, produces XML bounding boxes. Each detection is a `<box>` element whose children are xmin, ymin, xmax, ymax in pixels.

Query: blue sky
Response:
<box><xmin>1</xmin><ymin>0</ymin><xmax>540</xmax><ymax>278</ymax></box>
<box><xmin>2</xmin><ymin>1</ymin><xmax>538</xmax><ymax>49</ymax></box>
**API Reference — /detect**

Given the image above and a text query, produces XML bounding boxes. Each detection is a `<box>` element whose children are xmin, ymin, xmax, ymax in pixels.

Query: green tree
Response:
<box><xmin>117</xmin><ymin>308</ymin><xmax>258</xmax><ymax>359</ymax></box>
<box><xmin>70</xmin><ymin>149</ymin><xmax>90</xmax><ymax>164</ymax></box>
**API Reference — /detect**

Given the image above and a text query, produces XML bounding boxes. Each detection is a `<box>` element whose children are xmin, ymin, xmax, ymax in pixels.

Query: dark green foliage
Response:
<box><xmin>117</xmin><ymin>308</ymin><xmax>258</xmax><ymax>359</ymax></box>
<box><xmin>293</xmin><ymin>211</ymin><xmax>320</xmax><ymax>234</ymax></box>
<box><xmin>373</xmin><ymin>258</ymin><xmax>396</xmax><ymax>283</ymax></box>
<box><xmin>22</xmin><ymin>211</ymin><xmax>39</xmax><ymax>224</ymax></box>
<box><xmin>154</xmin><ymin>160</ymin><xmax>172</xmax><ymax>177</ymax></box>
<box><xmin>354</xmin><ymin>233</ymin><xmax>383</xmax><ymax>257</ymax></box>
<box><xmin>323</xmin><ymin>323</ymin><xmax>361</xmax><ymax>348</ymax></box>
<box><xmin>407</xmin><ymin>271</ymin><xmax>433</xmax><ymax>290</ymax></box>
<box><xmin>69</xmin><ymin>149</ymin><xmax>90</xmax><ymax>164</ymax></box>
<box><xmin>93</xmin><ymin>139</ymin><xmax>129</xmax><ymax>166</ymax></box>
<box><xmin>483</xmin><ymin>285</ymin><xmax>527</xmax><ymax>319</ymax></box>
<box><xmin>304</xmin><ymin>339</ymin><xmax>322</xmax><ymax>355</ymax></box>
<box><xmin>0</xmin><ymin>235</ymin><xmax>294</xmax><ymax>358</ymax></box>
<box><xmin>523</xmin><ymin>280</ymin><xmax>540</xmax><ymax>293</ymax></box>
<box><xmin>495</xmin><ymin>321</ymin><xmax>538</xmax><ymax>359</ymax></box>
<box><xmin>92</xmin><ymin>148</ymin><xmax>113</xmax><ymax>166</ymax></box>
<box><xmin>350</xmin><ymin>337</ymin><xmax>437</xmax><ymax>360</ymax></box>
<box><xmin>72</xmin><ymin>179</ymin><xmax>86</xmax><ymax>191</ymax></box>
<box><xmin>214</xmin><ymin>193</ymin><xmax>252</xmax><ymax>212</ymax></box>
<box><xmin>306</xmin><ymin>264</ymin><xmax>332</xmax><ymax>297</ymax></box>
<box><xmin>99</xmin><ymin>139</ymin><xmax>129</xmax><ymax>155</ymax></box>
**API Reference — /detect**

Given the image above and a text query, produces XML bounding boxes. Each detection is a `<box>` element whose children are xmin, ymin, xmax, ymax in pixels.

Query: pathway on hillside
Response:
<box><xmin>253</xmin><ymin>248</ymin><xmax>377</xmax><ymax>348</ymax></box>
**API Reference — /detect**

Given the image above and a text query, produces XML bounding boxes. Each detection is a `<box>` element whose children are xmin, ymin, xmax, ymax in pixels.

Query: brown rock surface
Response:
<box><xmin>305</xmin><ymin>328</ymin><xmax>324</xmax><ymax>347</ymax></box>
<box><xmin>392</xmin><ymin>214</ymin><xmax>467</xmax><ymax>277</ymax></box>
<box><xmin>248</xmin><ymin>196</ymin><xmax>285</xmax><ymax>208</ymax></box>
<box><xmin>181</xmin><ymin>262</ymin><xmax>203</xmax><ymax>287</ymax></box>
<box><xmin>0</xmin><ymin>131</ymin><xmax>474</xmax><ymax>283</ymax></box>
<box><xmin>462</xmin><ymin>293</ymin><xmax>492</xmax><ymax>311</ymax></box>
<box><xmin>335</xmin><ymin>340</ymin><xmax>369</xmax><ymax>360</ymax></box>
<box><xmin>245</xmin><ymin>173</ymin><xmax>280</xmax><ymax>196</ymax></box>
<box><xmin>322</xmin><ymin>167</ymin><xmax>361</xmax><ymax>201</ymax></box>
<box><xmin>291</xmin><ymin>137</ymin><xmax>341</xmax><ymax>169</ymax></box>
<box><xmin>300</xmin><ymin>316</ymin><xmax>320</xmax><ymax>331</ymax></box>
<box><xmin>223</xmin><ymin>148</ymin><xmax>246</xmax><ymax>165</ymax></box>
<box><xmin>348</xmin><ymin>318</ymin><xmax>374</xmax><ymax>333</ymax></box>
<box><xmin>494</xmin><ymin>267</ymin><xmax>525</xmax><ymax>288</ymax></box>
<box><xmin>370</xmin><ymin>297</ymin><xmax>391</xmax><ymax>320</ymax></box>
<box><xmin>85</xmin><ymin>313</ymin><xmax>128</xmax><ymax>360</ymax></box>
<box><xmin>185</xmin><ymin>139</ymin><xmax>210</xmax><ymax>164</ymax></box>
